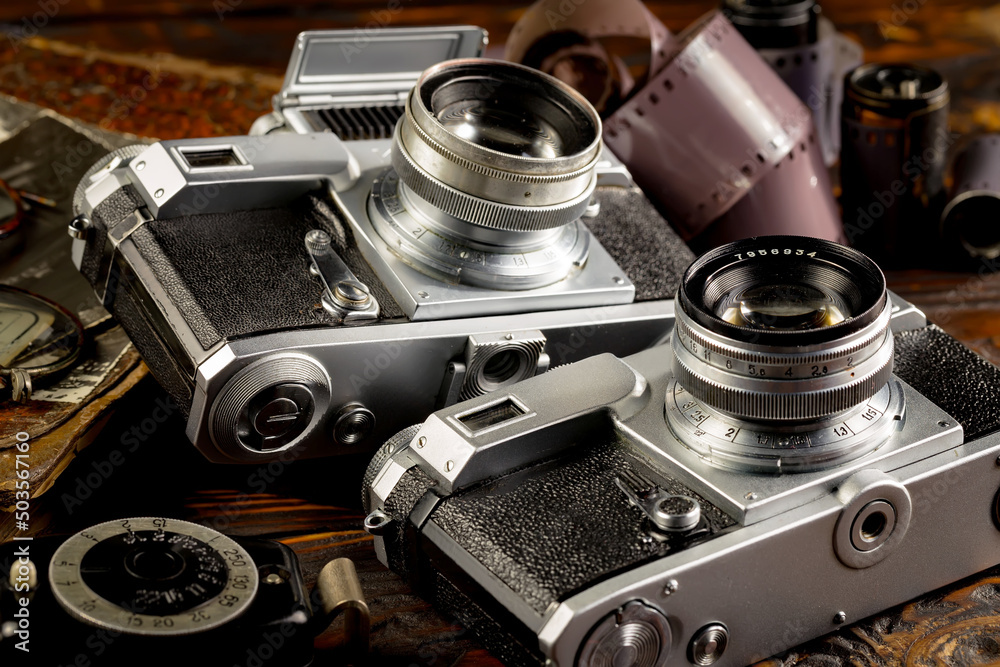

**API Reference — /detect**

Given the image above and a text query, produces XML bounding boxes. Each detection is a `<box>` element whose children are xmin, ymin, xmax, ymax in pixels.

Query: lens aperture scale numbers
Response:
<box><xmin>664</xmin><ymin>379</ymin><xmax>905</xmax><ymax>473</ymax></box>
<box><xmin>48</xmin><ymin>518</ymin><xmax>259</xmax><ymax>636</ymax></box>
<box><xmin>677</xmin><ymin>312</ymin><xmax>889</xmax><ymax>380</ymax></box>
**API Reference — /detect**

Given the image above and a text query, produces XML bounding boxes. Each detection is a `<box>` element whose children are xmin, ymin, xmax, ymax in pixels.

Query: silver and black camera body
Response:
<box><xmin>68</xmin><ymin>27</ymin><xmax>693</xmax><ymax>464</ymax></box>
<box><xmin>363</xmin><ymin>236</ymin><xmax>1000</xmax><ymax>667</ymax></box>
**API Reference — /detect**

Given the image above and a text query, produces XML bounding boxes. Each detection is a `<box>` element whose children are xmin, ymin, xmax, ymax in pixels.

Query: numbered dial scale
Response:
<box><xmin>49</xmin><ymin>518</ymin><xmax>259</xmax><ymax>636</ymax></box>
<box><xmin>665</xmin><ymin>378</ymin><xmax>906</xmax><ymax>472</ymax></box>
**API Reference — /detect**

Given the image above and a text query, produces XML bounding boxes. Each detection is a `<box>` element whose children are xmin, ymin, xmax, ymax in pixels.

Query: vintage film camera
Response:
<box><xmin>0</xmin><ymin>517</ymin><xmax>367</xmax><ymax>664</ymax></box>
<box><xmin>363</xmin><ymin>236</ymin><xmax>1000</xmax><ymax>667</ymax></box>
<box><xmin>68</xmin><ymin>28</ymin><xmax>694</xmax><ymax>464</ymax></box>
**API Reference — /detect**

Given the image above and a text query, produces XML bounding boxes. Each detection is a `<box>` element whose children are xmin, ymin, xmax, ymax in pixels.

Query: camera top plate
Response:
<box><xmin>373</xmin><ymin>342</ymin><xmax>961</xmax><ymax>529</ymax></box>
<box><xmin>331</xmin><ymin>140</ymin><xmax>637</xmax><ymax>320</ymax></box>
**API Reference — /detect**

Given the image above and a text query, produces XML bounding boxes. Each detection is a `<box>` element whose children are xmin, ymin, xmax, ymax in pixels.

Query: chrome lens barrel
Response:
<box><xmin>392</xmin><ymin>58</ymin><xmax>602</xmax><ymax>234</ymax></box>
<box><xmin>671</xmin><ymin>237</ymin><xmax>893</xmax><ymax>423</ymax></box>
<box><xmin>666</xmin><ymin>237</ymin><xmax>900</xmax><ymax>473</ymax></box>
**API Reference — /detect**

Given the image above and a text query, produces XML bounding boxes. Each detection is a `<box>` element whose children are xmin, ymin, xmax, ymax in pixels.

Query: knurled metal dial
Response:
<box><xmin>671</xmin><ymin>294</ymin><xmax>894</xmax><ymax>422</ymax></box>
<box><xmin>392</xmin><ymin>125</ymin><xmax>596</xmax><ymax>232</ymax></box>
<box><xmin>362</xmin><ymin>423</ymin><xmax>422</xmax><ymax>514</ymax></box>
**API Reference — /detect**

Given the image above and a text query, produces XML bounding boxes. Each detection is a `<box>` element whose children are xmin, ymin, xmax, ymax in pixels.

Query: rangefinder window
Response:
<box><xmin>456</xmin><ymin>397</ymin><xmax>528</xmax><ymax>433</ymax></box>
<box><xmin>178</xmin><ymin>147</ymin><xmax>244</xmax><ymax>169</ymax></box>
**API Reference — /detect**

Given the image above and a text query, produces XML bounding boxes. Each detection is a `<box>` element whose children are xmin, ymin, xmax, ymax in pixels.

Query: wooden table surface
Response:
<box><xmin>5</xmin><ymin>1</ymin><xmax>1000</xmax><ymax>665</ymax></box>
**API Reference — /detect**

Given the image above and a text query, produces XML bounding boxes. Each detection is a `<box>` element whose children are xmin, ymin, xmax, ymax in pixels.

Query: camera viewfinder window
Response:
<box><xmin>180</xmin><ymin>148</ymin><xmax>243</xmax><ymax>169</ymax></box>
<box><xmin>457</xmin><ymin>398</ymin><xmax>527</xmax><ymax>433</ymax></box>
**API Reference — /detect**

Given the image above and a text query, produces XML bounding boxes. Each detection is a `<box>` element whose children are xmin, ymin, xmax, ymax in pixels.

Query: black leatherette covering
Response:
<box><xmin>382</xmin><ymin>465</ymin><xmax>439</xmax><ymax>578</ymax></box>
<box><xmin>427</xmin><ymin>435</ymin><xmax>735</xmax><ymax>615</ymax></box>
<box><xmin>136</xmin><ymin>194</ymin><xmax>404</xmax><ymax>351</ymax></box>
<box><xmin>81</xmin><ymin>186</ymin><xmax>144</xmax><ymax>287</ymax></box>
<box><xmin>586</xmin><ymin>186</ymin><xmax>694</xmax><ymax>302</ymax></box>
<box><xmin>96</xmin><ymin>184</ymin><xmax>690</xmax><ymax>355</ymax></box>
<box><xmin>893</xmin><ymin>324</ymin><xmax>1000</xmax><ymax>441</ymax></box>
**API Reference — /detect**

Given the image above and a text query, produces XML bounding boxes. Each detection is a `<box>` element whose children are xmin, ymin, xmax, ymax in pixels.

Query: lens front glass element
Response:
<box><xmin>716</xmin><ymin>283</ymin><xmax>849</xmax><ymax>330</ymax></box>
<box><xmin>682</xmin><ymin>239</ymin><xmax>885</xmax><ymax>346</ymax></box>
<box><xmin>419</xmin><ymin>62</ymin><xmax>599</xmax><ymax>162</ymax></box>
<box><xmin>433</xmin><ymin>91</ymin><xmax>566</xmax><ymax>159</ymax></box>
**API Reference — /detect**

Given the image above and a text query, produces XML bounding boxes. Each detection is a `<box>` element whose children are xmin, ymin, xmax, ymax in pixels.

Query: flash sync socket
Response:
<box><xmin>850</xmin><ymin>500</ymin><xmax>896</xmax><ymax>552</ymax></box>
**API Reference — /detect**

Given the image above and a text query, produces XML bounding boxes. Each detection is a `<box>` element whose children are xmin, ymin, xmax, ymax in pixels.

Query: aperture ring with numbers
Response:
<box><xmin>672</xmin><ymin>335</ymin><xmax>893</xmax><ymax>422</ymax></box>
<box><xmin>673</xmin><ymin>299</ymin><xmax>892</xmax><ymax>378</ymax></box>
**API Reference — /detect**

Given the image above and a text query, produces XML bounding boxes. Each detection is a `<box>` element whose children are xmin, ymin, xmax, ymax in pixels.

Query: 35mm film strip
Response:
<box><xmin>601</xmin><ymin>11</ymin><xmax>841</xmax><ymax>247</ymax></box>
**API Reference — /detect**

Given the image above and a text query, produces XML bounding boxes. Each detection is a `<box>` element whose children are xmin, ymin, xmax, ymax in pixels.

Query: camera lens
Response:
<box><xmin>666</xmin><ymin>236</ymin><xmax>900</xmax><ymax>472</ymax></box>
<box><xmin>396</xmin><ymin>59</ymin><xmax>600</xmax><ymax>229</ymax></box>
<box><xmin>372</xmin><ymin>59</ymin><xmax>604</xmax><ymax>290</ymax></box>
<box><xmin>681</xmin><ymin>237</ymin><xmax>884</xmax><ymax>348</ymax></box>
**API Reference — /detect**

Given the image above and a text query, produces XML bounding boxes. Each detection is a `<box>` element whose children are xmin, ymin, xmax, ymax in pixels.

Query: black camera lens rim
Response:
<box><xmin>678</xmin><ymin>236</ymin><xmax>886</xmax><ymax>347</ymax></box>
<box><xmin>845</xmin><ymin>63</ymin><xmax>949</xmax><ymax>118</ymax></box>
